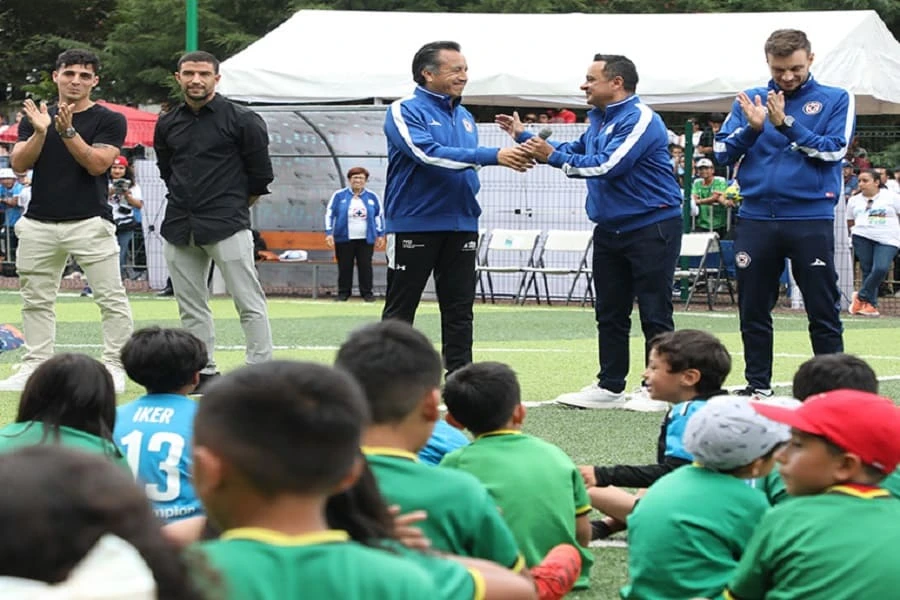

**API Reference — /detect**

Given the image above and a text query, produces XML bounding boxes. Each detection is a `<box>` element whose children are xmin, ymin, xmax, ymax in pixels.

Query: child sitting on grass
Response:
<box><xmin>622</xmin><ymin>396</ymin><xmax>792</xmax><ymax>599</ymax></box>
<box><xmin>440</xmin><ymin>361</ymin><xmax>594</xmax><ymax>590</ymax></box>
<box><xmin>114</xmin><ymin>327</ymin><xmax>208</xmax><ymax>531</ymax></box>
<box><xmin>192</xmin><ymin>360</ymin><xmax>437</xmax><ymax>598</ymax></box>
<box><xmin>754</xmin><ymin>352</ymin><xmax>878</xmax><ymax>505</ymax></box>
<box><xmin>336</xmin><ymin>320</ymin><xmax>581</xmax><ymax>599</ymax></box>
<box><xmin>0</xmin><ymin>354</ymin><xmax>128</xmax><ymax>470</ymax></box>
<box><xmin>725</xmin><ymin>390</ymin><xmax>900</xmax><ymax>599</ymax></box>
<box><xmin>579</xmin><ymin>329</ymin><xmax>731</xmax><ymax>539</ymax></box>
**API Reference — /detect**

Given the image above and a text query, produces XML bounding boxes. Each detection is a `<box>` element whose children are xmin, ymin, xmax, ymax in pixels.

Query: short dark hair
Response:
<box><xmin>649</xmin><ymin>330</ymin><xmax>731</xmax><ymax>396</ymax></box>
<box><xmin>177</xmin><ymin>51</ymin><xmax>220</xmax><ymax>74</ymax></box>
<box><xmin>592</xmin><ymin>54</ymin><xmax>639</xmax><ymax>93</ymax></box>
<box><xmin>194</xmin><ymin>361</ymin><xmax>369</xmax><ymax>496</ymax></box>
<box><xmin>443</xmin><ymin>362</ymin><xmax>520</xmax><ymax>436</ymax></box>
<box><xmin>347</xmin><ymin>166</ymin><xmax>370</xmax><ymax>179</ymax></box>
<box><xmin>0</xmin><ymin>446</ymin><xmax>207</xmax><ymax>598</ymax></box>
<box><xmin>412</xmin><ymin>41</ymin><xmax>461</xmax><ymax>86</ymax></box>
<box><xmin>15</xmin><ymin>354</ymin><xmax>117</xmax><ymax>446</ymax></box>
<box><xmin>792</xmin><ymin>353</ymin><xmax>878</xmax><ymax>401</ymax></box>
<box><xmin>858</xmin><ymin>168</ymin><xmax>887</xmax><ymax>189</ymax></box>
<box><xmin>764</xmin><ymin>29</ymin><xmax>811</xmax><ymax>57</ymax></box>
<box><xmin>335</xmin><ymin>320</ymin><xmax>442</xmax><ymax>424</ymax></box>
<box><xmin>55</xmin><ymin>49</ymin><xmax>100</xmax><ymax>73</ymax></box>
<box><xmin>120</xmin><ymin>327</ymin><xmax>207</xmax><ymax>394</ymax></box>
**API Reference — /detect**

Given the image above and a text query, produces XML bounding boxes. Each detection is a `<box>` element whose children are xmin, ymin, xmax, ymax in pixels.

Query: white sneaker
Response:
<box><xmin>555</xmin><ymin>384</ymin><xmax>626</xmax><ymax>409</ymax></box>
<box><xmin>0</xmin><ymin>363</ymin><xmax>38</xmax><ymax>392</ymax></box>
<box><xmin>623</xmin><ymin>386</ymin><xmax>669</xmax><ymax>413</ymax></box>
<box><xmin>105</xmin><ymin>364</ymin><xmax>127</xmax><ymax>394</ymax></box>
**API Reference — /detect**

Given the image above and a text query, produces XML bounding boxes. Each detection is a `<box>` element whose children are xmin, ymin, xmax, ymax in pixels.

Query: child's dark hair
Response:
<box><xmin>15</xmin><ymin>354</ymin><xmax>117</xmax><ymax>448</ymax></box>
<box><xmin>325</xmin><ymin>459</ymin><xmax>396</xmax><ymax>548</ymax></box>
<box><xmin>0</xmin><ymin>446</ymin><xmax>207</xmax><ymax>599</ymax></box>
<box><xmin>792</xmin><ymin>353</ymin><xmax>878</xmax><ymax>401</ymax></box>
<box><xmin>194</xmin><ymin>361</ymin><xmax>369</xmax><ymax>496</ymax></box>
<box><xmin>334</xmin><ymin>320</ymin><xmax>442</xmax><ymax>424</ymax></box>
<box><xmin>649</xmin><ymin>329</ymin><xmax>731</xmax><ymax>396</ymax></box>
<box><xmin>121</xmin><ymin>327</ymin><xmax>207</xmax><ymax>394</ymax></box>
<box><xmin>443</xmin><ymin>361</ymin><xmax>520</xmax><ymax>436</ymax></box>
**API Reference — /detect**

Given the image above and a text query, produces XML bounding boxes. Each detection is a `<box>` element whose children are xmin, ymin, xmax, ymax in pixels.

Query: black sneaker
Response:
<box><xmin>736</xmin><ymin>385</ymin><xmax>774</xmax><ymax>400</ymax></box>
<box><xmin>334</xmin><ymin>295</ymin><xmax>350</xmax><ymax>302</ymax></box>
<box><xmin>363</xmin><ymin>295</ymin><xmax>376</xmax><ymax>303</ymax></box>
<box><xmin>192</xmin><ymin>372</ymin><xmax>221</xmax><ymax>395</ymax></box>
<box><xmin>591</xmin><ymin>519</ymin><xmax>612</xmax><ymax>541</ymax></box>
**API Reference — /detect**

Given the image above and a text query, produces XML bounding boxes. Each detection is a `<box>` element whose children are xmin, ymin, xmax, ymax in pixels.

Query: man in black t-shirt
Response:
<box><xmin>0</xmin><ymin>49</ymin><xmax>133</xmax><ymax>393</ymax></box>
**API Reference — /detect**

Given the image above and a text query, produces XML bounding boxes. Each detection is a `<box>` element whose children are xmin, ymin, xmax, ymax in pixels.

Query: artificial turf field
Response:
<box><xmin>1</xmin><ymin>290</ymin><xmax>899</xmax><ymax>599</ymax></box>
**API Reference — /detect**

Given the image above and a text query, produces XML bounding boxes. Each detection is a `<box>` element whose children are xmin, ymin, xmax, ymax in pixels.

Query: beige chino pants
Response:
<box><xmin>14</xmin><ymin>216</ymin><xmax>134</xmax><ymax>367</ymax></box>
<box><xmin>164</xmin><ymin>229</ymin><xmax>272</xmax><ymax>373</ymax></box>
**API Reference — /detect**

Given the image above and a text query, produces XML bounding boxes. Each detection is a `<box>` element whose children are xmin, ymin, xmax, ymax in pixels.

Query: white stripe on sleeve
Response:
<box><xmin>561</xmin><ymin>103</ymin><xmax>653</xmax><ymax>177</ymax></box>
<box><xmin>390</xmin><ymin>98</ymin><xmax>474</xmax><ymax>170</ymax></box>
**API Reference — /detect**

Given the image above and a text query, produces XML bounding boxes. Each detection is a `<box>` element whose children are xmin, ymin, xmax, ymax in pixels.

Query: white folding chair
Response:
<box><xmin>673</xmin><ymin>232</ymin><xmax>723</xmax><ymax>311</ymax></box>
<box><xmin>520</xmin><ymin>229</ymin><xmax>593</xmax><ymax>305</ymax></box>
<box><xmin>475</xmin><ymin>229</ymin><xmax>542</xmax><ymax>304</ymax></box>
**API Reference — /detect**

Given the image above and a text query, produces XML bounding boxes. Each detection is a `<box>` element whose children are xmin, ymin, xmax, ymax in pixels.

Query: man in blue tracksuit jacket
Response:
<box><xmin>715</xmin><ymin>29</ymin><xmax>854</xmax><ymax>396</ymax></box>
<box><xmin>382</xmin><ymin>40</ymin><xmax>532</xmax><ymax>375</ymax></box>
<box><xmin>504</xmin><ymin>54</ymin><xmax>683</xmax><ymax>409</ymax></box>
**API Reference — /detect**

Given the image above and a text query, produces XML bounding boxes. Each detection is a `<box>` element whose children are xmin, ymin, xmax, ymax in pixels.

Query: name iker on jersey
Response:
<box><xmin>130</xmin><ymin>406</ymin><xmax>176</xmax><ymax>424</ymax></box>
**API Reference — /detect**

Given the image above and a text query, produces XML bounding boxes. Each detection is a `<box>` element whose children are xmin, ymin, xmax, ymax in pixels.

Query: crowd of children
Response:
<box><xmin>0</xmin><ymin>321</ymin><xmax>899</xmax><ymax>599</ymax></box>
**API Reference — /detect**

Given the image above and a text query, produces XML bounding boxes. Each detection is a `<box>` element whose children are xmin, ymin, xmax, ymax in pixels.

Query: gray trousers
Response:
<box><xmin>164</xmin><ymin>229</ymin><xmax>272</xmax><ymax>373</ymax></box>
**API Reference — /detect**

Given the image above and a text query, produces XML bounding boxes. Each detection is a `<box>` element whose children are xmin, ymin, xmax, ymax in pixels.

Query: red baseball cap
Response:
<box><xmin>752</xmin><ymin>389</ymin><xmax>900</xmax><ymax>474</ymax></box>
<box><xmin>113</xmin><ymin>156</ymin><xmax>128</xmax><ymax>167</ymax></box>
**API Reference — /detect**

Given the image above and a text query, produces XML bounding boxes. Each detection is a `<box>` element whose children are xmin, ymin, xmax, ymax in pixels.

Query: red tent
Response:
<box><xmin>0</xmin><ymin>100</ymin><xmax>158</xmax><ymax>147</ymax></box>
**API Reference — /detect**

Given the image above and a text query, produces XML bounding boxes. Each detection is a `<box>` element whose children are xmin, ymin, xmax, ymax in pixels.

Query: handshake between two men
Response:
<box><xmin>493</xmin><ymin>111</ymin><xmax>557</xmax><ymax>172</ymax></box>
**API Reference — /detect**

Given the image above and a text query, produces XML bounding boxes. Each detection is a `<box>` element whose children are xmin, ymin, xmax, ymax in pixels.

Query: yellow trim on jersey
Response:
<box><xmin>827</xmin><ymin>484</ymin><xmax>891</xmax><ymax>499</ymax></box>
<box><xmin>575</xmin><ymin>504</ymin><xmax>593</xmax><ymax>516</ymax></box>
<box><xmin>510</xmin><ymin>554</ymin><xmax>526</xmax><ymax>573</ymax></box>
<box><xmin>361</xmin><ymin>446</ymin><xmax>419</xmax><ymax>462</ymax></box>
<box><xmin>467</xmin><ymin>567</ymin><xmax>487</xmax><ymax>600</ymax></box>
<box><xmin>723</xmin><ymin>589</ymin><xmax>738</xmax><ymax>600</ymax></box>
<box><xmin>221</xmin><ymin>528</ymin><xmax>349</xmax><ymax>546</ymax></box>
<box><xmin>475</xmin><ymin>429</ymin><xmax>522</xmax><ymax>440</ymax></box>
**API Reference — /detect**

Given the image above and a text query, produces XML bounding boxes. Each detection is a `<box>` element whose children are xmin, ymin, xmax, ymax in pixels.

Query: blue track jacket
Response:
<box><xmin>519</xmin><ymin>95</ymin><xmax>682</xmax><ymax>233</ymax></box>
<box><xmin>714</xmin><ymin>75</ymin><xmax>855</xmax><ymax>221</ymax></box>
<box><xmin>324</xmin><ymin>187</ymin><xmax>384</xmax><ymax>244</ymax></box>
<box><xmin>383</xmin><ymin>87</ymin><xmax>500</xmax><ymax>233</ymax></box>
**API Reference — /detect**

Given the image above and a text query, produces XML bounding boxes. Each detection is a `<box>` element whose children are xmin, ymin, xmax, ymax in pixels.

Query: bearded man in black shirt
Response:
<box><xmin>1</xmin><ymin>48</ymin><xmax>133</xmax><ymax>393</ymax></box>
<box><xmin>154</xmin><ymin>51</ymin><xmax>274</xmax><ymax>392</ymax></box>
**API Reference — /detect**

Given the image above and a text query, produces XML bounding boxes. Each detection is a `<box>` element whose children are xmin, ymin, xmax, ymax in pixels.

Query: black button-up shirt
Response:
<box><xmin>154</xmin><ymin>94</ymin><xmax>274</xmax><ymax>245</ymax></box>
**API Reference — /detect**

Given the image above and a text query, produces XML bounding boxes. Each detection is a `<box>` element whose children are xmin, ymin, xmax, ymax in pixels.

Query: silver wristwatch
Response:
<box><xmin>61</xmin><ymin>127</ymin><xmax>77</xmax><ymax>139</ymax></box>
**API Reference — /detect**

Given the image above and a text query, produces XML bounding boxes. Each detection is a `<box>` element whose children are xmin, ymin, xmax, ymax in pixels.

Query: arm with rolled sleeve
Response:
<box><xmin>779</xmin><ymin>90</ymin><xmax>854</xmax><ymax>163</ymax></box>
<box><xmin>545</xmin><ymin>108</ymin><xmax>650</xmax><ymax>179</ymax></box>
<box><xmin>386</xmin><ymin>102</ymin><xmax>499</xmax><ymax>169</ymax></box>
<box><xmin>714</xmin><ymin>100</ymin><xmax>762</xmax><ymax>167</ymax></box>
<box><xmin>239</xmin><ymin>111</ymin><xmax>274</xmax><ymax>196</ymax></box>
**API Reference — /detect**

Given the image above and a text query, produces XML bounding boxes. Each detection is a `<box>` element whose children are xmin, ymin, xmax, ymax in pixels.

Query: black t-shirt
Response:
<box><xmin>18</xmin><ymin>104</ymin><xmax>126</xmax><ymax>222</ymax></box>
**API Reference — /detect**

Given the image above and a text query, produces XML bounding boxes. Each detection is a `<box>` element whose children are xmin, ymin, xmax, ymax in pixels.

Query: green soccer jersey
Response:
<box><xmin>440</xmin><ymin>430</ymin><xmax>593</xmax><ymax>589</ymax></box>
<box><xmin>881</xmin><ymin>466</ymin><xmax>900</xmax><ymax>498</ymax></box>
<box><xmin>365</xmin><ymin>447</ymin><xmax>524</xmax><ymax>572</ymax></box>
<box><xmin>692</xmin><ymin>176</ymin><xmax>729</xmax><ymax>232</ymax></box>
<box><xmin>726</xmin><ymin>485</ymin><xmax>900</xmax><ymax>600</ymax></box>
<box><xmin>386</xmin><ymin>541</ymin><xmax>485</xmax><ymax>600</ymax></box>
<box><xmin>197</xmin><ymin>528</ymin><xmax>436</xmax><ymax>599</ymax></box>
<box><xmin>0</xmin><ymin>421</ymin><xmax>129</xmax><ymax>471</ymax></box>
<box><xmin>752</xmin><ymin>468</ymin><xmax>789</xmax><ymax>505</ymax></box>
<box><xmin>621</xmin><ymin>465</ymin><xmax>769</xmax><ymax>600</ymax></box>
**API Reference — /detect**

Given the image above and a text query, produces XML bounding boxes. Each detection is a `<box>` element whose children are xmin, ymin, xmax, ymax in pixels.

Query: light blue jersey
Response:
<box><xmin>115</xmin><ymin>393</ymin><xmax>202</xmax><ymax>523</ymax></box>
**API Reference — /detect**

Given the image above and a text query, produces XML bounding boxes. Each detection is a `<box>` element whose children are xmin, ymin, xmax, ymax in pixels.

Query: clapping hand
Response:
<box><xmin>21</xmin><ymin>99</ymin><xmax>52</xmax><ymax>135</ymax></box>
<box><xmin>766</xmin><ymin>90</ymin><xmax>786</xmax><ymax>127</ymax></box>
<box><xmin>54</xmin><ymin>102</ymin><xmax>74</xmax><ymax>135</ymax></box>
<box><xmin>736</xmin><ymin>91</ymin><xmax>767</xmax><ymax>131</ymax></box>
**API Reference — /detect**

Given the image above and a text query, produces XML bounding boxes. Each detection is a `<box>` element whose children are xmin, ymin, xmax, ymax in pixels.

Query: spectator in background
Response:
<box><xmin>550</xmin><ymin>108</ymin><xmax>577</xmax><ymax>124</ymax></box>
<box><xmin>846</xmin><ymin>169</ymin><xmax>900</xmax><ymax>318</ymax></box>
<box><xmin>843</xmin><ymin>160</ymin><xmax>859</xmax><ymax>198</ymax></box>
<box><xmin>324</xmin><ymin>166</ymin><xmax>385</xmax><ymax>302</ymax></box>
<box><xmin>888</xmin><ymin>167</ymin><xmax>900</xmax><ymax>194</ymax></box>
<box><xmin>691</xmin><ymin>158</ymin><xmax>732</xmax><ymax>237</ymax></box>
<box><xmin>696</xmin><ymin>113</ymin><xmax>728</xmax><ymax>176</ymax></box>
<box><xmin>537</xmin><ymin>112</ymin><xmax>551</xmax><ymax>124</ymax></box>
<box><xmin>108</xmin><ymin>156</ymin><xmax>143</xmax><ymax>280</ymax></box>
<box><xmin>523</xmin><ymin>113</ymin><xmax>538</xmax><ymax>124</ymax></box>
<box><xmin>715</xmin><ymin>29</ymin><xmax>852</xmax><ymax>398</ymax></box>
<box><xmin>669</xmin><ymin>143</ymin><xmax>686</xmax><ymax>183</ymax></box>
<box><xmin>0</xmin><ymin>168</ymin><xmax>22</xmax><ymax>261</ymax></box>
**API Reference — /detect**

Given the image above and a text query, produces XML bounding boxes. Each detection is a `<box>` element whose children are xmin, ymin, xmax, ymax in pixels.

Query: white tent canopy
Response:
<box><xmin>219</xmin><ymin>9</ymin><xmax>900</xmax><ymax>114</ymax></box>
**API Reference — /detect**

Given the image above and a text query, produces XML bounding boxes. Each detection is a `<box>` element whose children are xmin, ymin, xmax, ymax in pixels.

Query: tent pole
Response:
<box><xmin>186</xmin><ymin>0</ymin><xmax>199</xmax><ymax>51</ymax></box>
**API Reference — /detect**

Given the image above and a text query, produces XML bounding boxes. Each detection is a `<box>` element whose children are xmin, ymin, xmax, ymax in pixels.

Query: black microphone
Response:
<box><xmin>538</xmin><ymin>128</ymin><xmax>552</xmax><ymax>140</ymax></box>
